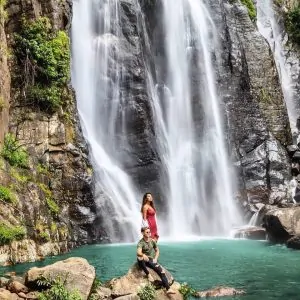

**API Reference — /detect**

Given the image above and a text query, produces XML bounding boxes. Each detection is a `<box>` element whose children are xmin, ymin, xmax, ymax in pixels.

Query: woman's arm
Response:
<box><xmin>142</xmin><ymin>205</ymin><xmax>148</xmax><ymax>221</ymax></box>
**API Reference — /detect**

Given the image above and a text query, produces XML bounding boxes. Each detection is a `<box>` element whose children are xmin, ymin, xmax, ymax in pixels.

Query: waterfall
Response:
<box><xmin>71</xmin><ymin>0</ymin><xmax>141</xmax><ymax>242</ymax></box>
<box><xmin>71</xmin><ymin>0</ymin><xmax>242</xmax><ymax>241</ymax></box>
<box><xmin>154</xmin><ymin>0</ymin><xmax>242</xmax><ymax>237</ymax></box>
<box><xmin>256</xmin><ymin>0</ymin><xmax>299</xmax><ymax>136</ymax></box>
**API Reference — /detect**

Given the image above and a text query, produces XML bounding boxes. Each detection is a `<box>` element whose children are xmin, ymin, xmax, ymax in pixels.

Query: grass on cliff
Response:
<box><xmin>230</xmin><ymin>0</ymin><xmax>256</xmax><ymax>21</ymax></box>
<box><xmin>1</xmin><ymin>133</ymin><xmax>28</xmax><ymax>168</ymax></box>
<box><xmin>14</xmin><ymin>17</ymin><xmax>70</xmax><ymax>112</ymax></box>
<box><xmin>240</xmin><ymin>0</ymin><xmax>256</xmax><ymax>21</ymax></box>
<box><xmin>0</xmin><ymin>223</ymin><xmax>26</xmax><ymax>245</ymax></box>
<box><xmin>285</xmin><ymin>5</ymin><xmax>300</xmax><ymax>46</ymax></box>
<box><xmin>0</xmin><ymin>185</ymin><xmax>17</xmax><ymax>204</ymax></box>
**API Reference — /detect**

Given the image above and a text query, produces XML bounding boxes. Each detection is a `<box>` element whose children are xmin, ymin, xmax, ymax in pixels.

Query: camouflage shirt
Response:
<box><xmin>137</xmin><ymin>238</ymin><xmax>157</xmax><ymax>258</ymax></box>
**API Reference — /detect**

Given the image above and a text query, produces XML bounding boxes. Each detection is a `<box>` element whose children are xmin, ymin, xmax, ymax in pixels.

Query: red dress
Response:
<box><xmin>147</xmin><ymin>208</ymin><xmax>159</xmax><ymax>240</ymax></box>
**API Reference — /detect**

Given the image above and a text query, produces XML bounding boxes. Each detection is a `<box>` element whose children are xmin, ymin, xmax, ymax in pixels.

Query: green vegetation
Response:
<box><xmin>10</xmin><ymin>167</ymin><xmax>30</xmax><ymax>184</ymax></box>
<box><xmin>240</xmin><ymin>0</ymin><xmax>256</xmax><ymax>21</ymax></box>
<box><xmin>50</xmin><ymin>222</ymin><xmax>57</xmax><ymax>233</ymax></box>
<box><xmin>14</xmin><ymin>17</ymin><xmax>70</xmax><ymax>112</ymax></box>
<box><xmin>0</xmin><ymin>96</ymin><xmax>6</xmax><ymax>111</ymax></box>
<box><xmin>1</xmin><ymin>133</ymin><xmax>29</xmax><ymax>168</ymax></box>
<box><xmin>259</xmin><ymin>88</ymin><xmax>272</xmax><ymax>104</ymax></box>
<box><xmin>39</xmin><ymin>231</ymin><xmax>50</xmax><ymax>242</ymax></box>
<box><xmin>38</xmin><ymin>183</ymin><xmax>60</xmax><ymax>216</ymax></box>
<box><xmin>37</xmin><ymin>277</ymin><xmax>82</xmax><ymax>300</ymax></box>
<box><xmin>0</xmin><ymin>0</ymin><xmax>7</xmax><ymax>22</ymax></box>
<box><xmin>0</xmin><ymin>223</ymin><xmax>26</xmax><ymax>245</ymax></box>
<box><xmin>37</xmin><ymin>163</ymin><xmax>49</xmax><ymax>175</ymax></box>
<box><xmin>179</xmin><ymin>283</ymin><xmax>196</xmax><ymax>300</ymax></box>
<box><xmin>285</xmin><ymin>5</ymin><xmax>300</xmax><ymax>46</ymax></box>
<box><xmin>0</xmin><ymin>185</ymin><xmax>16</xmax><ymax>204</ymax></box>
<box><xmin>137</xmin><ymin>284</ymin><xmax>156</xmax><ymax>300</ymax></box>
<box><xmin>274</xmin><ymin>0</ymin><xmax>283</xmax><ymax>7</ymax></box>
<box><xmin>46</xmin><ymin>197</ymin><xmax>59</xmax><ymax>215</ymax></box>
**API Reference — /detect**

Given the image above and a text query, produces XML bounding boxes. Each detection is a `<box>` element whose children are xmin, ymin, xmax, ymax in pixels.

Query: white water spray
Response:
<box><xmin>256</xmin><ymin>0</ymin><xmax>299</xmax><ymax>135</ymax></box>
<box><xmin>72</xmin><ymin>0</ymin><xmax>242</xmax><ymax>241</ymax></box>
<box><xmin>150</xmin><ymin>0</ymin><xmax>242</xmax><ymax>237</ymax></box>
<box><xmin>72</xmin><ymin>0</ymin><xmax>140</xmax><ymax>242</ymax></box>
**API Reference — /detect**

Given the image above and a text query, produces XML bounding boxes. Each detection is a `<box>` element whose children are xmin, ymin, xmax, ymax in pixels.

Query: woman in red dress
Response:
<box><xmin>141</xmin><ymin>192</ymin><xmax>159</xmax><ymax>241</ymax></box>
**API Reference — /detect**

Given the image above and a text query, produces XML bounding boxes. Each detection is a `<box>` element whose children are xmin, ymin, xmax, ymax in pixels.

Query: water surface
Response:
<box><xmin>1</xmin><ymin>239</ymin><xmax>299</xmax><ymax>299</ymax></box>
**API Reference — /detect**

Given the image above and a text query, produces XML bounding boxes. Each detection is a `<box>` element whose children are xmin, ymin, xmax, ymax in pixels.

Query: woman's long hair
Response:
<box><xmin>141</xmin><ymin>192</ymin><xmax>155</xmax><ymax>212</ymax></box>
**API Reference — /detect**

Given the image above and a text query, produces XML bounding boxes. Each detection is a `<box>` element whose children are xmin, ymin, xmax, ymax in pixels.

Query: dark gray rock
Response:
<box><xmin>286</xmin><ymin>235</ymin><xmax>300</xmax><ymax>250</ymax></box>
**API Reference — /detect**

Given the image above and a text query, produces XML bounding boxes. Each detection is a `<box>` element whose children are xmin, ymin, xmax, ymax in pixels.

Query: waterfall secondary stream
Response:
<box><xmin>256</xmin><ymin>0</ymin><xmax>299</xmax><ymax>136</ymax></box>
<box><xmin>72</xmin><ymin>0</ymin><xmax>242</xmax><ymax>241</ymax></box>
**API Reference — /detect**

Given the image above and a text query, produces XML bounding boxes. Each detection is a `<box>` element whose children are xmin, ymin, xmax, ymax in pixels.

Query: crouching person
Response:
<box><xmin>137</xmin><ymin>226</ymin><xmax>175</xmax><ymax>295</ymax></box>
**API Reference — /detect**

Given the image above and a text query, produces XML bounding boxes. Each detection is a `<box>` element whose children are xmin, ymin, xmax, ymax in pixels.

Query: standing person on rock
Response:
<box><xmin>137</xmin><ymin>226</ymin><xmax>175</xmax><ymax>295</ymax></box>
<box><xmin>141</xmin><ymin>192</ymin><xmax>159</xmax><ymax>241</ymax></box>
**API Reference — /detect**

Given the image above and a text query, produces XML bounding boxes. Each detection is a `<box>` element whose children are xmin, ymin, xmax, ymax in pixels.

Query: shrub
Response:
<box><xmin>0</xmin><ymin>223</ymin><xmax>26</xmax><ymax>245</ymax></box>
<box><xmin>14</xmin><ymin>17</ymin><xmax>70</xmax><ymax>112</ymax></box>
<box><xmin>285</xmin><ymin>5</ymin><xmax>300</xmax><ymax>46</ymax></box>
<box><xmin>240</xmin><ymin>0</ymin><xmax>256</xmax><ymax>21</ymax></box>
<box><xmin>0</xmin><ymin>185</ymin><xmax>16</xmax><ymax>204</ymax></box>
<box><xmin>179</xmin><ymin>283</ymin><xmax>196</xmax><ymax>300</ymax></box>
<box><xmin>37</xmin><ymin>277</ymin><xmax>82</xmax><ymax>300</ymax></box>
<box><xmin>46</xmin><ymin>198</ymin><xmax>59</xmax><ymax>215</ymax></box>
<box><xmin>39</xmin><ymin>231</ymin><xmax>50</xmax><ymax>242</ymax></box>
<box><xmin>0</xmin><ymin>0</ymin><xmax>7</xmax><ymax>22</ymax></box>
<box><xmin>137</xmin><ymin>284</ymin><xmax>156</xmax><ymax>300</ymax></box>
<box><xmin>1</xmin><ymin>133</ymin><xmax>28</xmax><ymax>168</ymax></box>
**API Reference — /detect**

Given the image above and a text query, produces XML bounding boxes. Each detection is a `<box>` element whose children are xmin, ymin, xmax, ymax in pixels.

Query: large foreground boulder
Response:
<box><xmin>25</xmin><ymin>257</ymin><xmax>95</xmax><ymax>300</ymax></box>
<box><xmin>107</xmin><ymin>263</ymin><xmax>182</xmax><ymax>299</ymax></box>
<box><xmin>263</xmin><ymin>207</ymin><xmax>300</xmax><ymax>243</ymax></box>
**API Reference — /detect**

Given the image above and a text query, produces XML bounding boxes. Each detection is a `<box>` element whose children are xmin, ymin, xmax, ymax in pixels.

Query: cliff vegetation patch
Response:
<box><xmin>285</xmin><ymin>5</ymin><xmax>300</xmax><ymax>46</ymax></box>
<box><xmin>0</xmin><ymin>185</ymin><xmax>16</xmax><ymax>204</ymax></box>
<box><xmin>0</xmin><ymin>223</ymin><xmax>26</xmax><ymax>245</ymax></box>
<box><xmin>230</xmin><ymin>0</ymin><xmax>256</xmax><ymax>20</ymax></box>
<box><xmin>14</xmin><ymin>17</ymin><xmax>70</xmax><ymax>112</ymax></box>
<box><xmin>240</xmin><ymin>0</ymin><xmax>256</xmax><ymax>20</ymax></box>
<box><xmin>1</xmin><ymin>133</ymin><xmax>28</xmax><ymax>168</ymax></box>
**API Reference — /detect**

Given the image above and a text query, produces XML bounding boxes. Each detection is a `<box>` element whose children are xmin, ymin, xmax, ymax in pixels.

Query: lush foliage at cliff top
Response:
<box><xmin>285</xmin><ymin>5</ymin><xmax>300</xmax><ymax>46</ymax></box>
<box><xmin>14</xmin><ymin>17</ymin><xmax>70</xmax><ymax>112</ymax></box>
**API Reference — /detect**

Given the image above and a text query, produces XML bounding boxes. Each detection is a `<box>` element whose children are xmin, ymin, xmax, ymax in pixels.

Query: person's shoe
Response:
<box><xmin>147</xmin><ymin>274</ymin><xmax>154</xmax><ymax>282</ymax></box>
<box><xmin>166</xmin><ymin>288</ymin><xmax>176</xmax><ymax>295</ymax></box>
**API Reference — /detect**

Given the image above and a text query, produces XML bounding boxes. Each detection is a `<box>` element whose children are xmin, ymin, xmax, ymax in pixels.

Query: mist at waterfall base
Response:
<box><xmin>2</xmin><ymin>240</ymin><xmax>300</xmax><ymax>300</ymax></box>
<box><xmin>72</xmin><ymin>0</ymin><xmax>243</xmax><ymax>242</ymax></box>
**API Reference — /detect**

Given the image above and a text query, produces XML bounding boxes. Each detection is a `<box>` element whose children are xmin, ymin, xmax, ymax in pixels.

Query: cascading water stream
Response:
<box><xmin>72</xmin><ymin>0</ymin><xmax>243</xmax><ymax>241</ymax></box>
<box><xmin>72</xmin><ymin>0</ymin><xmax>140</xmax><ymax>242</ymax></box>
<box><xmin>256</xmin><ymin>0</ymin><xmax>299</xmax><ymax>136</ymax></box>
<box><xmin>154</xmin><ymin>0</ymin><xmax>242</xmax><ymax>237</ymax></box>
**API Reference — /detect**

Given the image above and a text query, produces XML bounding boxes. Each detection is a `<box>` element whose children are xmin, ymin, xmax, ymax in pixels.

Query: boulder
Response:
<box><xmin>286</xmin><ymin>235</ymin><xmax>300</xmax><ymax>250</ymax></box>
<box><xmin>234</xmin><ymin>226</ymin><xmax>266</xmax><ymax>240</ymax></box>
<box><xmin>7</xmin><ymin>281</ymin><xmax>28</xmax><ymax>294</ymax></box>
<box><xmin>0</xmin><ymin>288</ymin><xmax>19</xmax><ymax>300</ymax></box>
<box><xmin>194</xmin><ymin>286</ymin><xmax>245</xmax><ymax>298</ymax></box>
<box><xmin>92</xmin><ymin>286</ymin><xmax>112</xmax><ymax>299</ymax></box>
<box><xmin>108</xmin><ymin>263</ymin><xmax>181</xmax><ymax>299</ymax></box>
<box><xmin>263</xmin><ymin>207</ymin><xmax>300</xmax><ymax>242</ymax></box>
<box><xmin>25</xmin><ymin>257</ymin><xmax>95</xmax><ymax>300</ymax></box>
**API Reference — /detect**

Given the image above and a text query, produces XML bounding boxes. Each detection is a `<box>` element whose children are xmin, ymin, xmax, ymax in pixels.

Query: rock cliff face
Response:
<box><xmin>141</xmin><ymin>0</ymin><xmax>292</xmax><ymax>210</ymax></box>
<box><xmin>0</xmin><ymin>0</ymin><xmax>97</xmax><ymax>265</ymax></box>
<box><xmin>218</xmin><ymin>1</ymin><xmax>292</xmax><ymax>207</ymax></box>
